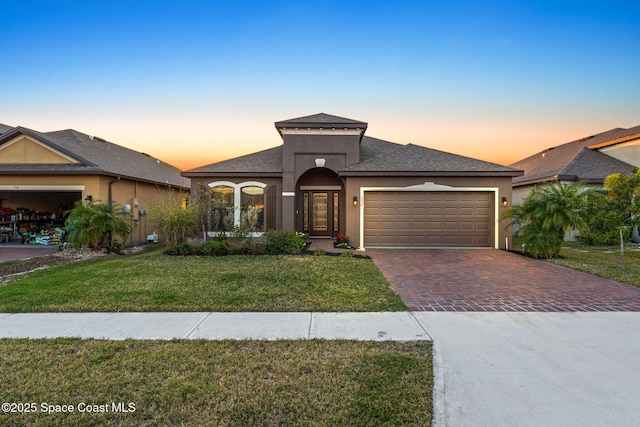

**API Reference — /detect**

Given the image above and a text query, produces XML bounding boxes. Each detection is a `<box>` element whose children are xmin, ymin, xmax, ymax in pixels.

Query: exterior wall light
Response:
<box><xmin>501</xmin><ymin>196</ymin><xmax>508</xmax><ymax>207</ymax></box>
<box><xmin>84</xmin><ymin>195</ymin><xmax>93</xmax><ymax>204</ymax></box>
<box><xmin>353</xmin><ymin>196</ymin><xmax>358</xmax><ymax>207</ymax></box>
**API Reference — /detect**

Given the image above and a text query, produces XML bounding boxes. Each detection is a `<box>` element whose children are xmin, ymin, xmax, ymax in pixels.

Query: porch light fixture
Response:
<box><xmin>353</xmin><ymin>196</ymin><xmax>358</xmax><ymax>207</ymax></box>
<box><xmin>84</xmin><ymin>195</ymin><xmax>93</xmax><ymax>204</ymax></box>
<box><xmin>501</xmin><ymin>196</ymin><xmax>508</xmax><ymax>207</ymax></box>
<box><xmin>315</xmin><ymin>158</ymin><xmax>326</xmax><ymax>168</ymax></box>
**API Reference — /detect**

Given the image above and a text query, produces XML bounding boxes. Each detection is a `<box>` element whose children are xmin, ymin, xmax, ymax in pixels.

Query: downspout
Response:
<box><xmin>108</xmin><ymin>176</ymin><xmax>120</xmax><ymax>206</ymax></box>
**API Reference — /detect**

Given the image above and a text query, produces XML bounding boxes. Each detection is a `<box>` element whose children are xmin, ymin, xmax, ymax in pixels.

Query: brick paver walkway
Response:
<box><xmin>368</xmin><ymin>249</ymin><xmax>640</xmax><ymax>312</ymax></box>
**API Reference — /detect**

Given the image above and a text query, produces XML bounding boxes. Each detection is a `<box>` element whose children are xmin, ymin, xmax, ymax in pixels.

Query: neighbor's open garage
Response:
<box><xmin>363</xmin><ymin>191</ymin><xmax>493</xmax><ymax>248</ymax></box>
<box><xmin>0</xmin><ymin>189</ymin><xmax>81</xmax><ymax>243</ymax></box>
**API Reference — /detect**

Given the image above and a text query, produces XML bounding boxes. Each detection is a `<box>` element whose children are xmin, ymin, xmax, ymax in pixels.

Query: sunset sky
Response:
<box><xmin>1</xmin><ymin>0</ymin><xmax>639</xmax><ymax>171</ymax></box>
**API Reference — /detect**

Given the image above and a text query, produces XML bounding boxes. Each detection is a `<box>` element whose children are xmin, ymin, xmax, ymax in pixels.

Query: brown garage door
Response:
<box><xmin>364</xmin><ymin>191</ymin><xmax>493</xmax><ymax>247</ymax></box>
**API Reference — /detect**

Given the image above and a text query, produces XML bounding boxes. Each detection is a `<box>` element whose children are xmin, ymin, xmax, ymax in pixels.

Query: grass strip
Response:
<box><xmin>0</xmin><ymin>338</ymin><xmax>432</xmax><ymax>426</ymax></box>
<box><xmin>0</xmin><ymin>248</ymin><xmax>406</xmax><ymax>312</ymax></box>
<box><xmin>551</xmin><ymin>244</ymin><xmax>640</xmax><ymax>288</ymax></box>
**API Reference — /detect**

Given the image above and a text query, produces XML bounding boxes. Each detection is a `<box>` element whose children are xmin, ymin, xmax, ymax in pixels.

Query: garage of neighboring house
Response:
<box><xmin>0</xmin><ymin>124</ymin><xmax>190</xmax><ymax>245</ymax></box>
<box><xmin>363</xmin><ymin>190</ymin><xmax>493</xmax><ymax>247</ymax></box>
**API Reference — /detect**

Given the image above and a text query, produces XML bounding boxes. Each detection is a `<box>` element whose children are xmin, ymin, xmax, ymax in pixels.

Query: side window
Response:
<box><xmin>240</xmin><ymin>186</ymin><xmax>264</xmax><ymax>231</ymax></box>
<box><xmin>210</xmin><ymin>185</ymin><xmax>234</xmax><ymax>231</ymax></box>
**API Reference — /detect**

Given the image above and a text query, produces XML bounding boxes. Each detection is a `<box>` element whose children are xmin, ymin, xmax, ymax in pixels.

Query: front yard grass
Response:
<box><xmin>0</xmin><ymin>247</ymin><xmax>407</xmax><ymax>312</ymax></box>
<box><xmin>0</xmin><ymin>338</ymin><xmax>433</xmax><ymax>427</ymax></box>
<box><xmin>551</xmin><ymin>243</ymin><xmax>640</xmax><ymax>288</ymax></box>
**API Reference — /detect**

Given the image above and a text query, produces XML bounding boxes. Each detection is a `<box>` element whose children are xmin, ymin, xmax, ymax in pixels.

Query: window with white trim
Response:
<box><xmin>208</xmin><ymin>181</ymin><xmax>266</xmax><ymax>232</ymax></box>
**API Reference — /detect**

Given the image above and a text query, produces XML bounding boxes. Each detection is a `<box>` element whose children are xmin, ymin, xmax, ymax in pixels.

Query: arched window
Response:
<box><xmin>241</xmin><ymin>186</ymin><xmax>264</xmax><ymax>231</ymax></box>
<box><xmin>208</xmin><ymin>181</ymin><xmax>266</xmax><ymax>232</ymax></box>
<box><xmin>210</xmin><ymin>185</ymin><xmax>234</xmax><ymax>231</ymax></box>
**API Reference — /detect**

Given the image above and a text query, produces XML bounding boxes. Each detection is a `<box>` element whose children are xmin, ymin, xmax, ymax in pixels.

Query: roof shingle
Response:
<box><xmin>511</xmin><ymin>126</ymin><xmax>640</xmax><ymax>185</ymax></box>
<box><xmin>0</xmin><ymin>127</ymin><xmax>189</xmax><ymax>188</ymax></box>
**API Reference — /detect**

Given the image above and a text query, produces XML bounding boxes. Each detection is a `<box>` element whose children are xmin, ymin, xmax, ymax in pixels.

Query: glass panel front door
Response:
<box><xmin>312</xmin><ymin>193</ymin><xmax>328</xmax><ymax>232</ymax></box>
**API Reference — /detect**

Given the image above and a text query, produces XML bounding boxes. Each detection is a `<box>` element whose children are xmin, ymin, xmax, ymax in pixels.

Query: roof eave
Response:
<box><xmin>182</xmin><ymin>171</ymin><xmax>282</xmax><ymax>178</ymax></box>
<box><xmin>0</xmin><ymin>169</ymin><xmax>189</xmax><ymax>189</ymax></box>
<box><xmin>339</xmin><ymin>170</ymin><xmax>524</xmax><ymax>177</ymax></box>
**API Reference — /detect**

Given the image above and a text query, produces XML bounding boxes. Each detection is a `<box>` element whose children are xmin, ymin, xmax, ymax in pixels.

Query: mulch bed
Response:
<box><xmin>0</xmin><ymin>249</ymin><xmax>107</xmax><ymax>285</ymax></box>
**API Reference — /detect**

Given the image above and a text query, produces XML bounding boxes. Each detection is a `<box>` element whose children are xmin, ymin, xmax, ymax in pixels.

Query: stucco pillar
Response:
<box><xmin>282</xmin><ymin>171</ymin><xmax>296</xmax><ymax>231</ymax></box>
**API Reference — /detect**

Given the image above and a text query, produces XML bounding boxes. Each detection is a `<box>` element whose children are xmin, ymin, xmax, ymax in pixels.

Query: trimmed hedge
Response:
<box><xmin>166</xmin><ymin>230</ymin><xmax>307</xmax><ymax>256</ymax></box>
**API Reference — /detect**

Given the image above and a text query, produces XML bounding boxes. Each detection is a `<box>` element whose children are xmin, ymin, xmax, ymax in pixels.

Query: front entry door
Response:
<box><xmin>302</xmin><ymin>191</ymin><xmax>340</xmax><ymax>237</ymax></box>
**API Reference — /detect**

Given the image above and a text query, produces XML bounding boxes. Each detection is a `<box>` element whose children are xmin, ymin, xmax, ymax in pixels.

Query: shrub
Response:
<box><xmin>168</xmin><ymin>242</ymin><xmax>193</xmax><ymax>256</ymax></box>
<box><xmin>341</xmin><ymin>250</ymin><xmax>354</xmax><ymax>258</ymax></box>
<box><xmin>263</xmin><ymin>230</ymin><xmax>307</xmax><ymax>254</ymax></box>
<box><xmin>313</xmin><ymin>248</ymin><xmax>326</xmax><ymax>256</ymax></box>
<box><xmin>148</xmin><ymin>191</ymin><xmax>200</xmax><ymax>245</ymax></box>
<box><xmin>200</xmin><ymin>240</ymin><xmax>228</xmax><ymax>256</ymax></box>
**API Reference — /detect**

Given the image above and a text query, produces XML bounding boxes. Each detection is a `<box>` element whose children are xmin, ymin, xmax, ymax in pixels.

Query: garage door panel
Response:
<box><xmin>364</xmin><ymin>191</ymin><xmax>492</xmax><ymax>247</ymax></box>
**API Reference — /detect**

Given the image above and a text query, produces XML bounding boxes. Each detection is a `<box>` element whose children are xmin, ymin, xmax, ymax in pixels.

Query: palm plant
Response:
<box><xmin>502</xmin><ymin>181</ymin><xmax>592</xmax><ymax>258</ymax></box>
<box><xmin>65</xmin><ymin>201</ymin><xmax>133</xmax><ymax>249</ymax></box>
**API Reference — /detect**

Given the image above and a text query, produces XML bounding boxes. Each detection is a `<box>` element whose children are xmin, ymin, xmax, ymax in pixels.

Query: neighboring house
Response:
<box><xmin>510</xmin><ymin>125</ymin><xmax>640</xmax><ymax>204</ymax></box>
<box><xmin>183</xmin><ymin>113</ymin><xmax>522</xmax><ymax>250</ymax></box>
<box><xmin>0</xmin><ymin>125</ymin><xmax>190</xmax><ymax>245</ymax></box>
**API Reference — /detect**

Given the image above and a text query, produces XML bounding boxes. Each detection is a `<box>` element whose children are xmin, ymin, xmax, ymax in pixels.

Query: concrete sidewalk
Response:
<box><xmin>0</xmin><ymin>311</ymin><xmax>431</xmax><ymax>341</ymax></box>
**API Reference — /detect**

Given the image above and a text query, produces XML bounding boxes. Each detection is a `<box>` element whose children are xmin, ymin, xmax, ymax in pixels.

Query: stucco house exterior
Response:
<box><xmin>183</xmin><ymin>113</ymin><xmax>523</xmax><ymax>250</ymax></box>
<box><xmin>0</xmin><ymin>124</ymin><xmax>190</xmax><ymax>245</ymax></box>
<box><xmin>510</xmin><ymin>125</ymin><xmax>640</xmax><ymax>204</ymax></box>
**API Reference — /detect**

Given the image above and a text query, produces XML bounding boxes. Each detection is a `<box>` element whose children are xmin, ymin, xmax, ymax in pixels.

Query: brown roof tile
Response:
<box><xmin>183</xmin><ymin>146</ymin><xmax>283</xmax><ymax>175</ymax></box>
<box><xmin>342</xmin><ymin>143</ymin><xmax>522</xmax><ymax>176</ymax></box>
<box><xmin>275</xmin><ymin>113</ymin><xmax>367</xmax><ymax>128</ymax></box>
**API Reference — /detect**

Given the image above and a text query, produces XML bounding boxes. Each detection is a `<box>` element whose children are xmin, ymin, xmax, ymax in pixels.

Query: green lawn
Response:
<box><xmin>0</xmin><ymin>338</ymin><xmax>433</xmax><ymax>427</ymax></box>
<box><xmin>0</xmin><ymin>247</ymin><xmax>406</xmax><ymax>312</ymax></box>
<box><xmin>551</xmin><ymin>243</ymin><xmax>640</xmax><ymax>287</ymax></box>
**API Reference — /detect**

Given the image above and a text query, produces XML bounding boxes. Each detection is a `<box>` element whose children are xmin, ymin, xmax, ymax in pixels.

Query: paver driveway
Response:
<box><xmin>368</xmin><ymin>249</ymin><xmax>640</xmax><ymax>312</ymax></box>
<box><xmin>0</xmin><ymin>246</ymin><xmax>58</xmax><ymax>263</ymax></box>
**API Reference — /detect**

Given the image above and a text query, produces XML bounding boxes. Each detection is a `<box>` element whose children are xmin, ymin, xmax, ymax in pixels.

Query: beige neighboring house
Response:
<box><xmin>0</xmin><ymin>124</ymin><xmax>190</xmax><ymax>245</ymax></box>
<box><xmin>510</xmin><ymin>125</ymin><xmax>640</xmax><ymax>204</ymax></box>
<box><xmin>183</xmin><ymin>113</ymin><xmax>523</xmax><ymax>250</ymax></box>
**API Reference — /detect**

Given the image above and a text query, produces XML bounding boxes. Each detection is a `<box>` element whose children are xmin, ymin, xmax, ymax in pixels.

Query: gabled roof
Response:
<box><xmin>341</xmin><ymin>143</ymin><xmax>522</xmax><ymax>177</ymax></box>
<box><xmin>511</xmin><ymin>126</ymin><xmax>640</xmax><ymax>186</ymax></box>
<box><xmin>0</xmin><ymin>126</ymin><xmax>189</xmax><ymax>188</ymax></box>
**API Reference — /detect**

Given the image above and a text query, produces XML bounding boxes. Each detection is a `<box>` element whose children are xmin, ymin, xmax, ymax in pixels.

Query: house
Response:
<box><xmin>510</xmin><ymin>125</ymin><xmax>640</xmax><ymax>204</ymax></box>
<box><xmin>0</xmin><ymin>125</ymin><xmax>190</xmax><ymax>245</ymax></box>
<box><xmin>183</xmin><ymin>113</ymin><xmax>522</xmax><ymax>250</ymax></box>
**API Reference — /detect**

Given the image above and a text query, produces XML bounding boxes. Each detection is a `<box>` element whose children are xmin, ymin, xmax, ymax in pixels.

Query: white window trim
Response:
<box><xmin>208</xmin><ymin>181</ymin><xmax>267</xmax><ymax>228</ymax></box>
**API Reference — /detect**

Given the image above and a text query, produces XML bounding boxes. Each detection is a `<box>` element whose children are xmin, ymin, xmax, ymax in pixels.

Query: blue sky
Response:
<box><xmin>1</xmin><ymin>0</ymin><xmax>639</xmax><ymax>170</ymax></box>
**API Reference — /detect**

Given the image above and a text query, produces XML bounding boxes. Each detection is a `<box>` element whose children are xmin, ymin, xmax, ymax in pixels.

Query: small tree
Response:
<box><xmin>604</xmin><ymin>168</ymin><xmax>640</xmax><ymax>242</ymax></box>
<box><xmin>65</xmin><ymin>200</ymin><xmax>133</xmax><ymax>249</ymax></box>
<box><xmin>603</xmin><ymin>168</ymin><xmax>640</xmax><ymax>268</ymax></box>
